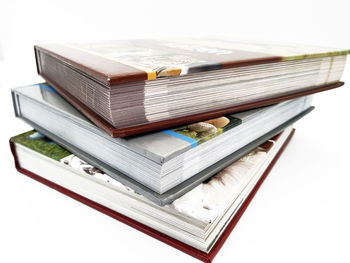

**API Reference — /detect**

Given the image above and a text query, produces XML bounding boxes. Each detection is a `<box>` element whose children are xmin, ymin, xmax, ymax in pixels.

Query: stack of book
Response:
<box><xmin>10</xmin><ymin>39</ymin><xmax>349</xmax><ymax>262</ymax></box>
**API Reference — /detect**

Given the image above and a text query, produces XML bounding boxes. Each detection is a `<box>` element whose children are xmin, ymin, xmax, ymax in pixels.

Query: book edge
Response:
<box><xmin>42</xmin><ymin>79</ymin><xmax>342</xmax><ymax>137</ymax></box>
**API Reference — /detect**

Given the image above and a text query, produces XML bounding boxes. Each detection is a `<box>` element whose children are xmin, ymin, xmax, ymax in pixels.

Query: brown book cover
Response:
<box><xmin>35</xmin><ymin>39</ymin><xmax>348</xmax><ymax>137</ymax></box>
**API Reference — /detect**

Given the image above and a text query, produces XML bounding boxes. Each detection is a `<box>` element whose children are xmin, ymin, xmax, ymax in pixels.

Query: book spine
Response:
<box><xmin>11</xmin><ymin>91</ymin><xmax>21</xmax><ymax>118</ymax></box>
<box><xmin>34</xmin><ymin>46</ymin><xmax>41</xmax><ymax>75</ymax></box>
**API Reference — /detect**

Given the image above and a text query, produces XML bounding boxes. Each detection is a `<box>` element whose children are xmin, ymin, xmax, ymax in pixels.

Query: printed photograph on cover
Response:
<box><xmin>11</xmin><ymin>130</ymin><xmax>71</xmax><ymax>161</ymax></box>
<box><xmin>67</xmin><ymin>39</ymin><xmax>349</xmax><ymax>79</ymax></box>
<box><xmin>11</xmin><ymin>130</ymin><xmax>133</xmax><ymax>189</ymax></box>
<box><xmin>168</xmin><ymin>115</ymin><xmax>241</xmax><ymax>146</ymax></box>
<box><xmin>170</xmin><ymin>137</ymin><xmax>276</xmax><ymax>223</ymax></box>
<box><xmin>12</xmin><ymin>130</ymin><xmax>102</xmax><ymax>175</ymax></box>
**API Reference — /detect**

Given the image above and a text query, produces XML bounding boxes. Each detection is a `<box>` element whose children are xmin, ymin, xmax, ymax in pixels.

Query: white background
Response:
<box><xmin>1</xmin><ymin>0</ymin><xmax>350</xmax><ymax>262</ymax></box>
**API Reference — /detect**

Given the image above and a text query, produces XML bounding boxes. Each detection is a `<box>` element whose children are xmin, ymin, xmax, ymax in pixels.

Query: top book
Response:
<box><xmin>34</xmin><ymin>39</ymin><xmax>349</xmax><ymax>137</ymax></box>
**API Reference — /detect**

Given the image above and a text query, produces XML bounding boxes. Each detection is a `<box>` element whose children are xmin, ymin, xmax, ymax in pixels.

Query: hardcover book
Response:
<box><xmin>12</xmin><ymin>83</ymin><xmax>313</xmax><ymax>204</ymax></box>
<box><xmin>34</xmin><ymin>38</ymin><xmax>348</xmax><ymax>137</ymax></box>
<box><xmin>10</xmin><ymin>126</ymin><xmax>295</xmax><ymax>263</ymax></box>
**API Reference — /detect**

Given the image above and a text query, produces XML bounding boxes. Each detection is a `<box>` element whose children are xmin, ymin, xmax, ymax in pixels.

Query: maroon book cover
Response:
<box><xmin>9</xmin><ymin>129</ymin><xmax>295</xmax><ymax>262</ymax></box>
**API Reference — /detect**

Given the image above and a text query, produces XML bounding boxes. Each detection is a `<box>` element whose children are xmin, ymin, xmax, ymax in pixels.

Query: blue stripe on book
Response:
<box><xmin>37</xmin><ymin>83</ymin><xmax>57</xmax><ymax>93</ymax></box>
<box><xmin>162</xmin><ymin>130</ymin><xmax>198</xmax><ymax>148</ymax></box>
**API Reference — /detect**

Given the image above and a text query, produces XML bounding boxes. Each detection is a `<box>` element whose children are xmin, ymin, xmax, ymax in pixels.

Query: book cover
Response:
<box><xmin>12</xmin><ymin>84</ymin><xmax>314</xmax><ymax>205</ymax></box>
<box><xmin>34</xmin><ymin>39</ymin><xmax>348</xmax><ymax>137</ymax></box>
<box><xmin>10</xmin><ymin>128</ymin><xmax>295</xmax><ymax>262</ymax></box>
<box><xmin>35</xmin><ymin>39</ymin><xmax>350</xmax><ymax>85</ymax></box>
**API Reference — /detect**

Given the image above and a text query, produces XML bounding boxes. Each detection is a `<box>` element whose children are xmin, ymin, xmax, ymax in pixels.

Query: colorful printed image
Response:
<box><xmin>171</xmin><ymin>115</ymin><xmax>241</xmax><ymax>145</ymax></box>
<box><xmin>11</xmin><ymin>130</ymin><xmax>71</xmax><ymax>161</ymax></box>
<box><xmin>11</xmin><ymin>130</ymin><xmax>108</xmax><ymax>178</ymax></box>
<box><xmin>60</xmin><ymin>154</ymin><xmax>105</xmax><ymax>176</ymax></box>
<box><xmin>72</xmin><ymin>42</ymin><xmax>208</xmax><ymax>78</ymax></box>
